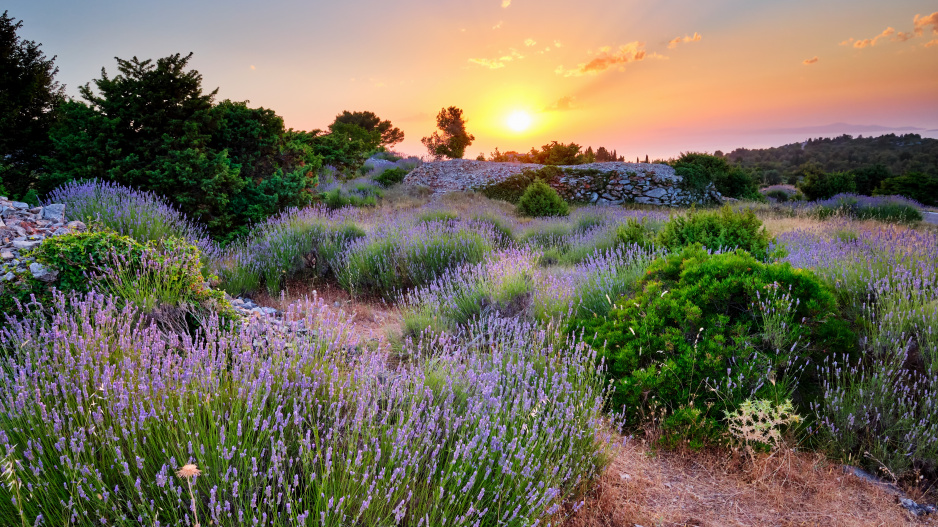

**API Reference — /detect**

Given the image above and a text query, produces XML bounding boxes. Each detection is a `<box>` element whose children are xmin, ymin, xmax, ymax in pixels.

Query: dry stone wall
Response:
<box><xmin>1</xmin><ymin>197</ymin><xmax>86</xmax><ymax>282</ymax></box>
<box><xmin>403</xmin><ymin>160</ymin><xmax>722</xmax><ymax>206</ymax></box>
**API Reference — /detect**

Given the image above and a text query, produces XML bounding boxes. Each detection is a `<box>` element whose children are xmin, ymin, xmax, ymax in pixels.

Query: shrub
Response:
<box><xmin>657</xmin><ymin>206</ymin><xmax>774</xmax><ymax>260</ymax></box>
<box><xmin>764</xmin><ymin>189</ymin><xmax>789</xmax><ymax>202</ymax></box>
<box><xmin>477</xmin><ymin>172</ymin><xmax>538</xmax><ymax>204</ymax></box>
<box><xmin>335</xmin><ymin>221</ymin><xmax>495</xmax><ymax>299</ymax></box>
<box><xmin>320</xmin><ymin>186</ymin><xmax>379</xmax><ymax>209</ymax></box>
<box><xmin>0</xmin><ymin>295</ymin><xmax>613</xmax><ymax>525</ymax></box>
<box><xmin>798</xmin><ymin>169</ymin><xmax>856</xmax><ymax>201</ymax></box>
<box><xmin>570</xmin><ymin>246</ymin><xmax>853</xmax><ymax>443</ymax></box>
<box><xmin>372</xmin><ymin>167</ymin><xmax>408</xmax><ymax>187</ymax></box>
<box><xmin>672</xmin><ymin>152</ymin><xmax>759</xmax><ymax>200</ymax></box>
<box><xmin>874</xmin><ymin>171</ymin><xmax>938</xmax><ymax>206</ymax></box>
<box><xmin>46</xmin><ymin>179</ymin><xmax>217</xmax><ymax>259</ymax></box>
<box><xmin>30</xmin><ymin>229</ymin><xmax>142</xmax><ymax>294</ymax></box>
<box><xmin>815</xmin><ymin>193</ymin><xmax>923</xmax><ymax>223</ymax></box>
<box><xmin>615</xmin><ymin>217</ymin><xmax>659</xmax><ymax>250</ymax></box>
<box><xmin>517</xmin><ymin>179</ymin><xmax>569</xmax><ymax>217</ymax></box>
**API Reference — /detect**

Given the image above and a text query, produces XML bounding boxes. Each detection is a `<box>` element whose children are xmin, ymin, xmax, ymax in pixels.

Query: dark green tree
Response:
<box><xmin>310</xmin><ymin>121</ymin><xmax>380</xmax><ymax>175</ymax></box>
<box><xmin>797</xmin><ymin>165</ymin><xmax>856</xmax><ymax>201</ymax></box>
<box><xmin>421</xmin><ymin>106</ymin><xmax>475</xmax><ymax>160</ymax></box>
<box><xmin>850</xmin><ymin>164</ymin><xmax>891</xmax><ymax>196</ymax></box>
<box><xmin>529</xmin><ymin>141</ymin><xmax>585</xmax><ymax>165</ymax></box>
<box><xmin>0</xmin><ymin>11</ymin><xmax>65</xmax><ymax>198</ymax></box>
<box><xmin>331</xmin><ymin>110</ymin><xmax>403</xmax><ymax>148</ymax></box>
<box><xmin>45</xmin><ymin>54</ymin><xmax>320</xmax><ymax>240</ymax></box>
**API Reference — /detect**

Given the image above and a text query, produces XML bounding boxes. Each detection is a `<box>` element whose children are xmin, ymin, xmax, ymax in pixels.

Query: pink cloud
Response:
<box><xmin>556</xmin><ymin>42</ymin><xmax>647</xmax><ymax>77</ymax></box>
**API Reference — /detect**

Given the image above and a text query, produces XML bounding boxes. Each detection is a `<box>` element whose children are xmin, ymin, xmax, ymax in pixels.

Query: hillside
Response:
<box><xmin>722</xmin><ymin>133</ymin><xmax>938</xmax><ymax>183</ymax></box>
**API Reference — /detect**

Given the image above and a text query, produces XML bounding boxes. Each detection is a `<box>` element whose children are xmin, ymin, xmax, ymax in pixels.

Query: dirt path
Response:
<box><xmin>565</xmin><ymin>441</ymin><xmax>935</xmax><ymax>527</ymax></box>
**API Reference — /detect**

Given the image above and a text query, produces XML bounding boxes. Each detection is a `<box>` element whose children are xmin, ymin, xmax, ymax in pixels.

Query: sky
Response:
<box><xmin>7</xmin><ymin>0</ymin><xmax>938</xmax><ymax>160</ymax></box>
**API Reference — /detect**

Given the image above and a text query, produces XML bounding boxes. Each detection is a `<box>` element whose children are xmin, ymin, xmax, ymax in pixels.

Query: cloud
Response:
<box><xmin>926</xmin><ymin>38</ymin><xmax>938</xmax><ymax>47</ymax></box>
<box><xmin>468</xmin><ymin>48</ymin><xmax>524</xmax><ymax>69</ymax></box>
<box><xmin>525</xmin><ymin>38</ymin><xmax>536</xmax><ymax>47</ymax></box>
<box><xmin>250</xmin><ymin>65</ymin><xmax>256</xmax><ymax>70</ymax></box>
<box><xmin>803</xmin><ymin>56</ymin><xmax>819</xmax><ymax>65</ymax></box>
<box><xmin>554</xmin><ymin>40</ymin><xmax>562</xmax><ymax>48</ymax></box>
<box><xmin>667</xmin><ymin>32</ymin><xmax>702</xmax><ymax>49</ymax></box>
<box><xmin>543</xmin><ymin>96</ymin><xmax>577</xmax><ymax>112</ymax></box>
<box><xmin>493</xmin><ymin>20</ymin><xmax>503</xmax><ymax>29</ymax></box>
<box><xmin>841</xmin><ymin>14</ymin><xmax>935</xmax><ymax>49</ymax></box>
<box><xmin>469</xmin><ymin>58</ymin><xmax>506</xmax><ymax>69</ymax></box>
<box><xmin>502</xmin><ymin>0</ymin><xmax>511</xmax><ymax>7</ymax></box>
<box><xmin>914</xmin><ymin>11</ymin><xmax>938</xmax><ymax>36</ymax></box>
<box><xmin>555</xmin><ymin>42</ymin><xmax>646</xmax><ymax>77</ymax></box>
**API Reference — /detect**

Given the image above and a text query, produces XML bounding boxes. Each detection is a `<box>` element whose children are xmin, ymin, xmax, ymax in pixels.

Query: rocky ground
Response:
<box><xmin>0</xmin><ymin>197</ymin><xmax>86</xmax><ymax>283</ymax></box>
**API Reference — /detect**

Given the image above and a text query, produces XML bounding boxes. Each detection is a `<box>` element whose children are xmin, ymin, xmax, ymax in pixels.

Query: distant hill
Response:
<box><xmin>721</xmin><ymin>133</ymin><xmax>938</xmax><ymax>184</ymax></box>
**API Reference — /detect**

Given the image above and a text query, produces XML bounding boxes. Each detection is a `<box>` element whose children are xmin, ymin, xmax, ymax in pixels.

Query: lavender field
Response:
<box><xmin>1</xmin><ymin>183</ymin><xmax>936</xmax><ymax>525</ymax></box>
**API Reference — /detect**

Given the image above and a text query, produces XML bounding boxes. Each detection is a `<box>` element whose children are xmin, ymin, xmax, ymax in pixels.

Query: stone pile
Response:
<box><xmin>1</xmin><ymin>197</ymin><xmax>86</xmax><ymax>282</ymax></box>
<box><xmin>403</xmin><ymin>160</ymin><xmax>722</xmax><ymax>206</ymax></box>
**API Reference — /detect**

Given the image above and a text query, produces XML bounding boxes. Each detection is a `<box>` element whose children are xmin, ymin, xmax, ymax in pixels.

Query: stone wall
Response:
<box><xmin>403</xmin><ymin>160</ymin><xmax>721</xmax><ymax>206</ymax></box>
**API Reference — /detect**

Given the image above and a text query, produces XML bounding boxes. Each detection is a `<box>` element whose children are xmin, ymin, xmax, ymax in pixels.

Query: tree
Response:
<box><xmin>672</xmin><ymin>152</ymin><xmax>759</xmax><ymax>200</ymax></box>
<box><xmin>874</xmin><ymin>172</ymin><xmax>938</xmax><ymax>206</ymax></box>
<box><xmin>797</xmin><ymin>165</ymin><xmax>856</xmax><ymax>201</ymax></box>
<box><xmin>529</xmin><ymin>141</ymin><xmax>585</xmax><ymax>165</ymax></box>
<box><xmin>310</xmin><ymin>121</ymin><xmax>380</xmax><ymax>175</ymax></box>
<box><xmin>0</xmin><ymin>11</ymin><xmax>65</xmax><ymax>198</ymax></box>
<box><xmin>331</xmin><ymin>110</ymin><xmax>403</xmax><ymax>148</ymax></box>
<box><xmin>421</xmin><ymin>106</ymin><xmax>475</xmax><ymax>160</ymax></box>
<box><xmin>46</xmin><ymin>54</ymin><xmax>320</xmax><ymax>240</ymax></box>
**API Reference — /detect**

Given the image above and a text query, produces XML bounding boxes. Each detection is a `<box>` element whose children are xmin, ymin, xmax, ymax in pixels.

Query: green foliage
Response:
<box><xmin>421</xmin><ymin>106</ymin><xmax>475</xmax><ymax>160</ymax></box>
<box><xmin>798</xmin><ymin>167</ymin><xmax>856</xmax><ymax>201</ymax></box>
<box><xmin>517</xmin><ymin>179</ymin><xmax>569</xmax><ymax>218</ymax></box>
<box><xmin>478</xmin><ymin>172</ymin><xmax>539</xmax><ymax>204</ymax></box>
<box><xmin>657</xmin><ymin>206</ymin><xmax>775</xmax><ymax>260</ymax></box>
<box><xmin>31</xmin><ymin>230</ymin><xmax>141</xmax><ymax>295</ymax></box>
<box><xmin>20</xmin><ymin>188</ymin><xmax>38</xmax><ymax>206</ymax></box>
<box><xmin>44</xmin><ymin>54</ymin><xmax>321</xmax><ymax>241</ymax></box>
<box><xmin>0</xmin><ymin>11</ymin><xmax>65</xmax><ymax>198</ymax></box>
<box><xmin>725</xmin><ymin>134</ymin><xmax>938</xmax><ymax>184</ymax></box>
<box><xmin>874</xmin><ymin>172</ymin><xmax>938</xmax><ymax>206</ymax></box>
<box><xmin>672</xmin><ymin>152</ymin><xmax>759</xmax><ymax>200</ymax></box>
<box><xmin>320</xmin><ymin>186</ymin><xmax>380</xmax><ymax>210</ymax></box>
<box><xmin>372</xmin><ymin>167</ymin><xmax>408</xmax><ymax>187</ymax></box>
<box><xmin>850</xmin><ymin>164</ymin><xmax>892</xmax><ymax>196</ymax></box>
<box><xmin>616</xmin><ymin>218</ymin><xmax>659</xmax><ymax>250</ymax></box>
<box><xmin>570</xmin><ymin>246</ymin><xmax>853</xmax><ymax>439</ymax></box>
<box><xmin>528</xmin><ymin>141</ymin><xmax>586</xmax><ymax>165</ymax></box>
<box><xmin>331</xmin><ymin>110</ymin><xmax>404</xmax><ymax>148</ymax></box>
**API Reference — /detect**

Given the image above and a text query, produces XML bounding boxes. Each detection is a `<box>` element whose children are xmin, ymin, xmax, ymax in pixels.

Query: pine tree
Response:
<box><xmin>421</xmin><ymin>106</ymin><xmax>475</xmax><ymax>160</ymax></box>
<box><xmin>0</xmin><ymin>11</ymin><xmax>65</xmax><ymax>198</ymax></box>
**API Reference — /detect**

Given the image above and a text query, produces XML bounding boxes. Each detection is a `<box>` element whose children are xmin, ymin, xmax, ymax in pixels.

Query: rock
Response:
<box><xmin>66</xmin><ymin>220</ymin><xmax>86</xmax><ymax>231</ymax></box>
<box><xmin>1</xmin><ymin>272</ymin><xmax>14</xmax><ymax>282</ymax></box>
<box><xmin>0</xmin><ymin>250</ymin><xmax>13</xmax><ymax>260</ymax></box>
<box><xmin>10</xmin><ymin>201</ymin><xmax>29</xmax><ymax>210</ymax></box>
<box><xmin>29</xmin><ymin>262</ymin><xmax>57</xmax><ymax>282</ymax></box>
<box><xmin>41</xmin><ymin>203</ymin><xmax>66</xmax><ymax>223</ymax></box>
<box><xmin>11</xmin><ymin>240</ymin><xmax>40</xmax><ymax>250</ymax></box>
<box><xmin>644</xmin><ymin>187</ymin><xmax>668</xmax><ymax>199</ymax></box>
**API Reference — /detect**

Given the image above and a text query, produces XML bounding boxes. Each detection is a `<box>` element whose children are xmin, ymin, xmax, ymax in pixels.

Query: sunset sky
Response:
<box><xmin>8</xmin><ymin>0</ymin><xmax>938</xmax><ymax>160</ymax></box>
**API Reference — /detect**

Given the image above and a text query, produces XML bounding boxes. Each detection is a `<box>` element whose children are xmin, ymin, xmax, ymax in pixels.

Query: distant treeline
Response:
<box><xmin>720</xmin><ymin>134</ymin><xmax>938</xmax><ymax>186</ymax></box>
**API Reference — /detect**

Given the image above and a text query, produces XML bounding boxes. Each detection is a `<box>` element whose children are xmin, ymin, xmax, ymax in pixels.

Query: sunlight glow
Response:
<box><xmin>506</xmin><ymin>111</ymin><xmax>533</xmax><ymax>133</ymax></box>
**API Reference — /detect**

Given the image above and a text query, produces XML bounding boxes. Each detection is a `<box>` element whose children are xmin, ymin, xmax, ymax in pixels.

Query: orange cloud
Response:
<box><xmin>525</xmin><ymin>38</ymin><xmax>536</xmax><ymax>47</ymax></box>
<box><xmin>926</xmin><ymin>39</ymin><xmax>938</xmax><ymax>47</ymax></box>
<box><xmin>914</xmin><ymin>12</ymin><xmax>938</xmax><ymax>36</ymax></box>
<box><xmin>556</xmin><ymin>42</ymin><xmax>646</xmax><ymax>77</ymax></box>
<box><xmin>543</xmin><ymin>96</ymin><xmax>577</xmax><ymax>112</ymax></box>
<box><xmin>803</xmin><ymin>56</ymin><xmax>819</xmax><ymax>65</ymax></box>
<box><xmin>668</xmin><ymin>32</ymin><xmax>702</xmax><ymax>49</ymax></box>
<box><xmin>501</xmin><ymin>0</ymin><xmax>511</xmax><ymax>7</ymax></box>
<box><xmin>469</xmin><ymin>58</ymin><xmax>506</xmax><ymax>69</ymax></box>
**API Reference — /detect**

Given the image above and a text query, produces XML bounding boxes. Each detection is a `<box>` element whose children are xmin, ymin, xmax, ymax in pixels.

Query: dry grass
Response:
<box><xmin>564</xmin><ymin>440</ymin><xmax>934</xmax><ymax>527</ymax></box>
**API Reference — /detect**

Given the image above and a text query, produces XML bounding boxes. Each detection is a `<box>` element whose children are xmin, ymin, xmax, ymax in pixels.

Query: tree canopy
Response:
<box><xmin>0</xmin><ymin>10</ymin><xmax>64</xmax><ymax>198</ymax></box>
<box><xmin>331</xmin><ymin>110</ymin><xmax>403</xmax><ymax>148</ymax></box>
<box><xmin>421</xmin><ymin>106</ymin><xmax>475</xmax><ymax>160</ymax></box>
<box><xmin>45</xmin><ymin>53</ymin><xmax>321</xmax><ymax>240</ymax></box>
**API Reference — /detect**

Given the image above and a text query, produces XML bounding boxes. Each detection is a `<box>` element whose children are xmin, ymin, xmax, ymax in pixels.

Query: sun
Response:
<box><xmin>505</xmin><ymin>110</ymin><xmax>533</xmax><ymax>133</ymax></box>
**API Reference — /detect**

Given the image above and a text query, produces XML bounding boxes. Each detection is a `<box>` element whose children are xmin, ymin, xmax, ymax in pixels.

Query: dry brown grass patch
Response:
<box><xmin>564</xmin><ymin>440</ymin><xmax>934</xmax><ymax>527</ymax></box>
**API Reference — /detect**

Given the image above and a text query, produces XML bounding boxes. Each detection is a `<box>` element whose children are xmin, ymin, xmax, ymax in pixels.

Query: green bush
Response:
<box><xmin>478</xmin><ymin>172</ymin><xmax>539</xmax><ymax>204</ymax></box>
<box><xmin>672</xmin><ymin>152</ymin><xmax>759</xmax><ymax>200</ymax></box>
<box><xmin>320</xmin><ymin>187</ymin><xmax>378</xmax><ymax>209</ymax></box>
<box><xmin>569</xmin><ymin>246</ymin><xmax>854</xmax><ymax>444</ymax></box>
<box><xmin>874</xmin><ymin>172</ymin><xmax>938</xmax><ymax>206</ymax></box>
<box><xmin>373</xmin><ymin>167</ymin><xmax>408</xmax><ymax>187</ymax></box>
<box><xmin>798</xmin><ymin>169</ymin><xmax>856</xmax><ymax>201</ymax></box>
<box><xmin>657</xmin><ymin>206</ymin><xmax>775</xmax><ymax>260</ymax></box>
<box><xmin>517</xmin><ymin>180</ymin><xmax>569</xmax><ymax>218</ymax></box>
<box><xmin>3</xmin><ymin>231</ymin><xmax>233</xmax><ymax>326</ymax></box>
<box><xmin>615</xmin><ymin>218</ymin><xmax>659</xmax><ymax>250</ymax></box>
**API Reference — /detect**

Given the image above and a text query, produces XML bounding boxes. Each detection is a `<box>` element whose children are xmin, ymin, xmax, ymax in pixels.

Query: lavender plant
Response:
<box><xmin>45</xmin><ymin>179</ymin><xmax>218</xmax><ymax>260</ymax></box>
<box><xmin>0</xmin><ymin>292</ymin><xmax>615</xmax><ymax>526</ymax></box>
